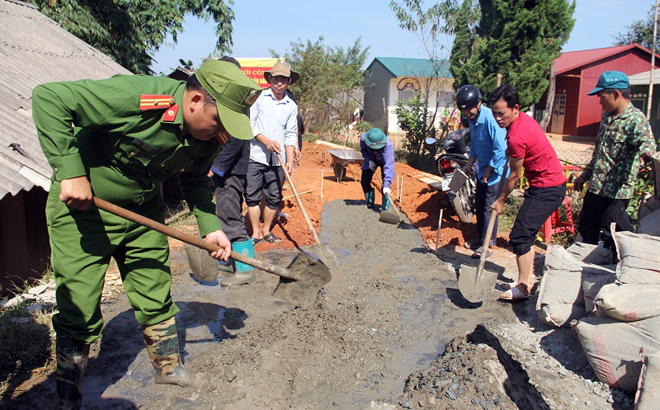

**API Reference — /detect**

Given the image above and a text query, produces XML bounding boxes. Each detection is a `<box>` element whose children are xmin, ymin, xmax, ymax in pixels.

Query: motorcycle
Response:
<box><xmin>425</xmin><ymin>128</ymin><xmax>477</xmax><ymax>223</ymax></box>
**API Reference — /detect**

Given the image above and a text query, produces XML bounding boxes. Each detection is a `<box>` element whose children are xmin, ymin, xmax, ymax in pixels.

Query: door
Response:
<box><xmin>551</xmin><ymin>93</ymin><xmax>566</xmax><ymax>133</ymax></box>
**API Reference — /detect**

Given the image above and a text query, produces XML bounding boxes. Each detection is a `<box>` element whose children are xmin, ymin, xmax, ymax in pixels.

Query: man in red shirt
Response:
<box><xmin>489</xmin><ymin>84</ymin><xmax>566</xmax><ymax>301</ymax></box>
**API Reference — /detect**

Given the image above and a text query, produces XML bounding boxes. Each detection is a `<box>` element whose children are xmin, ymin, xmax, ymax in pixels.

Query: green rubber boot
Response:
<box><xmin>382</xmin><ymin>193</ymin><xmax>390</xmax><ymax>212</ymax></box>
<box><xmin>56</xmin><ymin>337</ymin><xmax>90</xmax><ymax>410</ymax></box>
<box><xmin>364</xmin><ymin>189</ymin><xmax>375</xmax><ymax>209</ymax></box>
<box><xmin>220</xmin><ymin>240</ymin><xmax>255</xmax><ymax>286</ymax></box>
<box><xmin>142</xmin><ymin>317</ymin><xmax>197</xmax><ymax>387</ymax></box>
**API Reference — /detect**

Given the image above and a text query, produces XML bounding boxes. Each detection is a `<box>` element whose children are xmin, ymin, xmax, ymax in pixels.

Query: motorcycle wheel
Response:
<box><xmin>452</xmin><ymin>184</ymin><xmax>474</xmax><ymax>223</ymax></box>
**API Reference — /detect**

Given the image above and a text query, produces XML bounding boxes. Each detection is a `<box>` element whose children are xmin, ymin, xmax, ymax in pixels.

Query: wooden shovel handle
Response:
<box><xmin>92</xmin><ymin>197</ymin><xmax>297</xmax><ymax>280</ymax></box>
<box><xmin>475</xmin><ymin>212</ymin><xmax>497</xmax><ymax>277</ymax></box>
<box><xmin>276</xmin><ymin>152</ymin><xmax>322</xmax><ymax>245</ymax></box>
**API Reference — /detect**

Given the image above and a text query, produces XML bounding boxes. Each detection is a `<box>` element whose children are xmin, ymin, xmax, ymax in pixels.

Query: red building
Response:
<box><xmin>535</xmin><ymin>44</ymin><xmax>660</xmax><ymax>137</ymax></box>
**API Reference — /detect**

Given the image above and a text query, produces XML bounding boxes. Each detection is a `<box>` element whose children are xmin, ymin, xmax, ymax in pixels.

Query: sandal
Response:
<box><xmin>251</xmin><ymin>237</ymin><xmax>262</xmax><ymax>245</ymax></box>
<box><xmin>499</xmin><ymin>284</ymin><xmax>531</xmax><ymax>302</ymax></box>
<box><xmin>263</xmin><ymin>233</ymin><xmax>283</xmax><ymax>244</ymax></box>
<box><xmin>471</xmin><ymin>246</ymin><xmax>493</xmax><ymax>259</ymax></box>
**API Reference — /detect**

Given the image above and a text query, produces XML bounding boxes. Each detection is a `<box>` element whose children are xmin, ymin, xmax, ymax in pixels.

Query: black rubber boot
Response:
<box><xmin>56</xmin><ymin>337</ymin><xmax>90</xmax><ymax>410</ymax></box>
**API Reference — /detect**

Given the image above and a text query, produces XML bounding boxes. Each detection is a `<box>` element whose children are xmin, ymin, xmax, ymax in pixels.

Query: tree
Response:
<box><xmin>448</xmin><ymin>0</ymin><xmax>479</xmax><ymax>90</ymax></box>
<box><xmin>273</xmin><ymin>37</ymin><xmax>370</xmax><ymax>133</ymax></box>
<box><xmin>450</xmin><ymin>0</ymin><xmax>576</xmax><ymax>109</ymax></box>
<box><xmin>26</xmin><ymin>0</ymin><xmax>234</xmax><ymax>74</ymax></box>
<box><xmin>390</xmin><ymin>0</ymin><xmax>467</xmax><ymax>154</ymax></box>
<box><xmin>614</xmin><ymin>4</ymin><xmax>659</xmax><ymax>53</ymax></box>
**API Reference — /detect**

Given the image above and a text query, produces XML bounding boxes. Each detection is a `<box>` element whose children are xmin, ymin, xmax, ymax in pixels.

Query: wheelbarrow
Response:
<box><xmin>328</xmin><ymin>149</ymin><xmax>363</xmax><ymax>183</ymax></box>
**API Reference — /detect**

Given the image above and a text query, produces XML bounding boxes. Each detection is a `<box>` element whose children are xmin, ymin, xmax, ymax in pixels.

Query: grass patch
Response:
<box><xmin>498</xmin><ymin>192</ymin><xmax>525</xmax><ymax>233</ymax></box>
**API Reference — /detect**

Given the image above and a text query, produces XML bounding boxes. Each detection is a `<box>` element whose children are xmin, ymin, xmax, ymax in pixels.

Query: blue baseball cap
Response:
<box><xmin>588</xmin><ymin>71</ymin><xmax>630</xmax><ymax>95</ymax></box>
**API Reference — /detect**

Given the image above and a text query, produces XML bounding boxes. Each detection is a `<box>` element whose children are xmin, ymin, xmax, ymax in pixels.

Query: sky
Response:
<box><xmin>150</xmin><ymin>0</ymin><xmax>655</xmax><ymax>74</ymax></box>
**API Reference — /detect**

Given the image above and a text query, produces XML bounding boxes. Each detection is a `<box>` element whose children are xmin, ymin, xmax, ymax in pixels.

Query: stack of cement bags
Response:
<box><xmin>536</xmin><ymin>242</ymin><xmax>614</xmax><ymax>327</ymax></box>
<box><xmin>572</xmin><ymin>230</ymin><xmax>660</xmax><ymax>401</ymax></box>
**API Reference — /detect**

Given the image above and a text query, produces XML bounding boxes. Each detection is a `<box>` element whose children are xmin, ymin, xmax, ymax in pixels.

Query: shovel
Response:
<box><xmin>276</xmin><ymin>153</ymin><xmax>340</xmax><ymax>268</ymax></box>
<box><xmin>93</xmin><ymin>198</ymin><xmax>331</xmax><ymax>308</ymax></box>
<box><xmin>458</xmin><ymin>213</ymin><xmax>499</xmax><ymax>303</ymax></box>
<box><xmin>374</xmin><ymin>172</ymin><xmax>402</xmax><ymax>225</ymax></box>
<box><xmin>458</xmin><ymin>160</ymin><xmax>509</xmax><ymax>303</ymax></box>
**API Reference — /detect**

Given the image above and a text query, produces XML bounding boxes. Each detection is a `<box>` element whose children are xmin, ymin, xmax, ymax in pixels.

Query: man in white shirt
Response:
<box><xmin>246</xmin><ymin>62</ymin><xmax>299</xmax><ymax>245</ymax></box>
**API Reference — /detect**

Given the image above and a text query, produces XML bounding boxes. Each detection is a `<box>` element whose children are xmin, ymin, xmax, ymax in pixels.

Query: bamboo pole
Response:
<box><xmin>435</xmin><ymin>208</ymin><xmax>443</xmax><ymax>252</ymax></box>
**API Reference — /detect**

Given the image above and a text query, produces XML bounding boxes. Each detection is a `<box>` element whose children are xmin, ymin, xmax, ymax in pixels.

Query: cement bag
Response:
<box><xmin>637</xmin><ymin>207</ymin><xmax>660</xmax><ymax>237</ymax></box>
<box><xmin>537</xmin><ymin>246</ymin><xmax>586</xmax><ymax>327</ymax></box>
<box><xmin>638</xmin><ymin>194</ymin><xmax>660</xmax><ymax>222</ymax></box>
<box><xmin>614</xmin><ymin>232</ymin><xmax>660</xmax><ymax>285</ymax></box>
<box><xmin>544</xmin><ymin>244</ymin><xmax>582</xmax><ymax>272</ymax></box>
<box><xmin>635</xmin><ymin>351</ymin><xmax>660</xmax><ymax>410</ymax></box>
<box><xmin>573</xmin><ymin>315</ymin><xmax>660</xmax><ymax>394</ymax></box>
<box><xmin>594</xmin><ymin>283</ymin><xmax>660</xmax><ymax>322</ymax></box>
<box><xmin>566</xmin><ymin>242</ymin><xmax>613</xmax><ymax>265</ymax></box>
<box><xmin>583</xmin><ymin>272</ymin><xmax>616</xmax><ymax>314</ymax></box>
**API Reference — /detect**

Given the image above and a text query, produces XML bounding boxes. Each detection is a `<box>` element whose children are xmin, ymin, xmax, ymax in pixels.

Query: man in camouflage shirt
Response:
<box><xmin>574</xmin><ymin>71</ymin><xmax>657</xmax><ymax>250</ymax></box>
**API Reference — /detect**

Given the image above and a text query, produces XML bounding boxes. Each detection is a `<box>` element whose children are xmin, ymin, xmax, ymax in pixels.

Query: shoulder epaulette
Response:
<box><xmin>140</xmin><ymin>94</ymin><xmax>176</xmax><ymax>111</ymax></box>
<box><xmin>216</xmin><ymin>130</ymin><xmax>230</xmax><ymax>145</ymax></box>
<box><xmin>161</xmin><ymin>105</ymin><xmax>179</xmax><ymax>122</ymax></box>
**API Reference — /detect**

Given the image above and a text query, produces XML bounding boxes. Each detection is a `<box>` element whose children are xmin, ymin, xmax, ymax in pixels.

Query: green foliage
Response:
<box><xmin>390</xmin><ymin>0</ymin><xmax>464</xmax><ymax>140</ymax></box>
<box><xmin>27</xmin><ymin>0</ymin><xmax>235</xmax><ymax>74</ymax></box>
<box><xmin>449</xmin><ymin>0</ymin><xmax>576</xmax><ymax>109</ymax></box>
<box><xmin>448</xmin><ymin>0</ymin><xmax>480</xmax><ymax>91</ymax></box>
<box><xmin>356</xmin><ymin>121</ymin><xmax>374</xmax><ymax>133</ymax></box>
<box><xmin>614</xmin><ymin>5</ymin><xmax>659</xmax><ymax>52</ymax></box>
<box><xmin>390</xmin><ymin>0</ymin><xmax>461</xmax><ymax>38</ymax></box>
<box><xmin>627</xmin><ymin>163</ymin><xmax>655</xmax><ymax>221</ymax></box>
<box><xmin>273</xmin><ymin>37</ymin><xmax>369</xmax><ymax>135</ymax></box>
<box><xmin>394</xmin><ymin>93</ymin><xmax>435</xmax><ymax>155</ymax></box>
<box><xmin>394</xmin><ymin>93</ymin><xmax>457</xmax><ymax>156</ymax></box>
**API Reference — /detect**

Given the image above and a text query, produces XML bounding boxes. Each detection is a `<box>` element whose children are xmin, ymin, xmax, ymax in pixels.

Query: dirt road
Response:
<box><xmin>9</xmin><ymin>195</ymin><xmax>630</xmax><ymax>409</ymax></box>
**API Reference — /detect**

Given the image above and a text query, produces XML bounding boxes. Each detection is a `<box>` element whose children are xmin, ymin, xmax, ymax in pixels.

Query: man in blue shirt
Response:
<box><xmin>457</xmin><ymin>85</ymin><xmax>508</xmax><ymax>258</ymax></box>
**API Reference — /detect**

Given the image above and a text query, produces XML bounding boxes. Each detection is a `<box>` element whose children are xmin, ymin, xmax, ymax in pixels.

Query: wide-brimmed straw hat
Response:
<box><xmin>264</xmin><ymin>62</ymin><xmax>300</xmax><ymax>85</ymax></box>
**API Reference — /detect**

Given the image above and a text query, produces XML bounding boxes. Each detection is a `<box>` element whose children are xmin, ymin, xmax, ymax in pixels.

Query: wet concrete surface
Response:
<box><xmin>8</xmin><ymin>199</ymin><xmax>630</xmax><ymax>409</ymax></box>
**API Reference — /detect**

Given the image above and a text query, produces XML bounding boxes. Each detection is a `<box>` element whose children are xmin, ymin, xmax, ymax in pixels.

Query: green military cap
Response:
<box><xmin>588</xmin><ymin>71</ymin><xmax>630</xmax><ymax>95</ymax></box>
<box><xmin>195</xmin><ymin>60</ymin><xmax>262</xmax><ymax>140</ymax></box>
<box><xmin>365</xmin><ymin>128</ymin><xmax>387</xmax><ymax>149</ymax></box>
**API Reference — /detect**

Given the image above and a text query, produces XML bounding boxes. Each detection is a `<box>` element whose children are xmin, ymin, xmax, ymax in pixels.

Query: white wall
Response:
<box><xmin>386</xmin><ymin>76</ymin><xmax>455</xmax><ymax>132</ymax></box>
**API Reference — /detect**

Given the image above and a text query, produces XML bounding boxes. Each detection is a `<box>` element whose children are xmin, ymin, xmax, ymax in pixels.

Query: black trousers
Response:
<box><xmin>213</xmin><ymin>174</ymin><xmax>249</xmax><ymax>243</ymax></box>
<box><xmin>510</xmin><ymin>184</ymin><xmax>566</xmax><ymax>255</ymax></box>
<box><xmin>578</xmin><ymin>192</ymin><xmax>632</xmax><ymax>250</ymax></box>
<box><xmin>245</xmin><ymin>161</ymin><xmax>285</xmax><ymax>209</ymax></box>
<box><xmin>475</xmin><ymin>181</ymin><xmax>500</xmax><ymax>247</ymax></box>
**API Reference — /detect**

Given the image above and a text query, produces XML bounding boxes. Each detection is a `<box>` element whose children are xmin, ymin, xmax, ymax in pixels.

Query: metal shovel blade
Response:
<box><xmin>458</xmin><ymin>265</ymin><xmax>498</xmax><ymax>303</ymax></box>
<box><xmin>272</xmin><ymin>252</ymin><xmax>332</xmax><ymax>308</ymax></box>
<box><xmin>379</xmin><ymin>208</ymin><xmax>401</xmax><ymax>224</ymax></box>
<box><xmin>311</xmin><ymin>243</ymin><xmax>341</xmax><ymax>269</ymax></box>
<box><xmin>186</xmin><ymin>245</ymin><xmax>219</xmax><ymax>282</ymax></box>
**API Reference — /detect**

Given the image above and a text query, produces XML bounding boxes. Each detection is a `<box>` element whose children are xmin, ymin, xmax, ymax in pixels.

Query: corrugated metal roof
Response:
<box><xmin>367</xmin><ymin>57</ymin><xmax>452</xmax><ymax>78</ymax></box>
<box><xmin>0</xmin><ymin>0</ymin><xmax>131</xmax><ymax>199</ymax></box>
<box><xmin>629</xmin><ymin>70</ymin><xmax>660</xmax><ymax>86</ymax></box>
<box><xmin>556</xmin><ymin>44</ymin><xmax>656</xmax><ymax>75</ymax></box>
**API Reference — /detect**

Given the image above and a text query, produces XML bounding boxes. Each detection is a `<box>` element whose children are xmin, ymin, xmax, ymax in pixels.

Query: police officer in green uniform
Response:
<box><xmin>32</xmin><ymin>60</ymin><xmax>261</xmax><ymax>410</ymax></box>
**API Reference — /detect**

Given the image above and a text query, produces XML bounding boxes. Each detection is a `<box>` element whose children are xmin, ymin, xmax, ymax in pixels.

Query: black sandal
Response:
<box><xmin>263</xmin><ymin>233</ymin><xmax>283</xmax><ymax>244</ymax></box>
